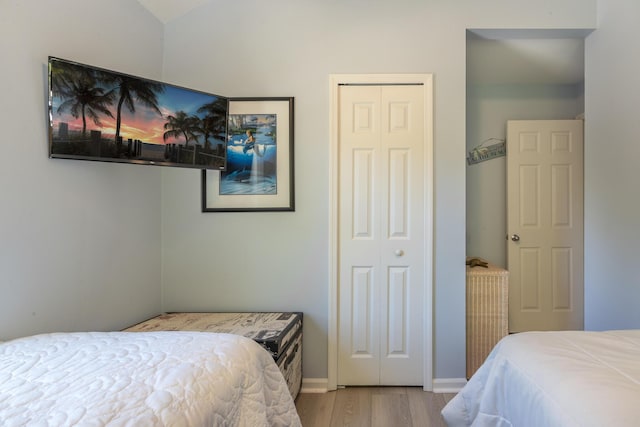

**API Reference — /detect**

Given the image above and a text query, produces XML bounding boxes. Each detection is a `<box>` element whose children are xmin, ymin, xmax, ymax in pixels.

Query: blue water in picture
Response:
<box><xmin>221</xmin><ymin>122</ymin><xmax>277</xmax><ymax>195</ymax></box>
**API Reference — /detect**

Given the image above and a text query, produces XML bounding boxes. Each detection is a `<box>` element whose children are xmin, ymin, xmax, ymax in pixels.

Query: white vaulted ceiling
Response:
<box><xmin>136</xmin><ymin>0</ymin><xmax>210</xmax><ymax>24</ymax></box>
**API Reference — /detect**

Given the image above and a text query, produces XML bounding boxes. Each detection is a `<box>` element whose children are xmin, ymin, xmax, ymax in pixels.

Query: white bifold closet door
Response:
<box><xmin>337</xmin><ymin>84</ymin><xmax>425</xmax><ymax>385</ymax></box>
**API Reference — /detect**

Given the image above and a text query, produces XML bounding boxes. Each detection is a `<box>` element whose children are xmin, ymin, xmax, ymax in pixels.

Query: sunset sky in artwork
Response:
<box><xmin>51</xmin><ymin>81</ymin><xmax>224</xmax><ymax>145</ymax></box>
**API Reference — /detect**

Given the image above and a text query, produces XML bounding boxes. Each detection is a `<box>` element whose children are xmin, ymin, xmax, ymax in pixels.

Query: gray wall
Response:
<box><xmin>7</xmin><ymin>0</ymin><xmax>635</xmax><ymax>384</ymax></box>
<box><xmin>0</xmin><ymin>0</ymin><xmax>164</xmax><ymax>339</ymax></box>
<box><xmin>159</xmin><ymin>0</ymin><xmax>596</xmax><ymax>380</ymax></box>
<box><xmin>584</xmin><ymin>0</ymin><xmax>640</xmax><ymax>330</ymax></box>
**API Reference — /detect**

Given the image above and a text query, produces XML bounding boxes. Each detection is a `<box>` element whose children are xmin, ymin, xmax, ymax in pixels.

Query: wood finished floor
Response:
<box><xmin>295</xmin><ymin>387</ymin><xmax>455</xmax><ymax>427</ymax></box>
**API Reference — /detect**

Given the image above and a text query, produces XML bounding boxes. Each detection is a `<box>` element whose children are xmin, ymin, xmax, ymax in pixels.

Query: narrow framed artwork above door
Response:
<box><xmin>328</xmin><ymin>74</ymin><xmax>434</xmax><ymax>391</ymax></box>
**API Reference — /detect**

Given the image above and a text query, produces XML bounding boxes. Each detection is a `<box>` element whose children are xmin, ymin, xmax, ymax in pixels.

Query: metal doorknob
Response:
<box><xmin>394</xmin><ymin>249</ymin><xmax>405</xmax><ymax>256</ymax></box>
<box><xmin>511</xmin><ymin>234</ymin><xmax>520</xmax><ymax>242</ymax></box>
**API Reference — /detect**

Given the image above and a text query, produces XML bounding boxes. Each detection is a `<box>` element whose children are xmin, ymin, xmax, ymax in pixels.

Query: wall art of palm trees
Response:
<box><xmin>47</xmin><ymin>57</ymin><xmax>229</xmax><ymax>170</ymax></box>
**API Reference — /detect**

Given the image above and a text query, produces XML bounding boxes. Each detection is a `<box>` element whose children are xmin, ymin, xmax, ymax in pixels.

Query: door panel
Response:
<box><xmin>353</xmin><ymin>149</ymin><xmax>375</xmax><ymax>238</ymax></box>
<box><xmin>338</xmin><ymin>84</ymin><xmax>424</xmax><ymax>385</ymax></box>
<box><xmin>507</xmin><ymin>120</ymin><xmax>584</xmax><ymax>332</ymax></box>
<box><xmin>387</xmin><ymin>267</ymin><xmax>408</xmax><ymax>355</ymax></box>
<box><xmin>351</xmin><ymin>267</ymin><xmax>375</xmax><ymax>356</ymax></box>
<box><xmin>339</xmin><ymin>86</ymin><xmax>381</xmax><ymax>384</ymax></box>
<box><xmin>388</xmin><ymin>149</ymin><xmax>409</xmax><ymax>237</ymax></box>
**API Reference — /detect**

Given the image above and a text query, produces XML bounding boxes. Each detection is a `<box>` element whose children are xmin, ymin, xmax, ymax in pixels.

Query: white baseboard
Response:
<box><xmin>300</xmin><ymin>378</ymin><xmax>329</xmax><ymax>393</ymax></box>
<box><xmin>432</xmin><ymin>378</ymin><xmax>466</xmax><ymax>393</ymax></box>
<box><xmin>300</xmin><ymin>377</ymin><xmax>465</xmax><ymax>394</ymax></box>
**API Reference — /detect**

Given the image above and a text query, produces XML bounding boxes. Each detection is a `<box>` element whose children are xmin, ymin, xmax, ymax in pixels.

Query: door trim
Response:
<box><xmin>328</xmin><ymin>74</ymin><xmax>434</xmax><ymax>391</ymax></box>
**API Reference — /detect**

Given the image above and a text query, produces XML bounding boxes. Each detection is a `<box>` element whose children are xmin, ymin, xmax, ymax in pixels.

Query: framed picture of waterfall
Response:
<box><xmin>202</xmin><ymin>97</ymin><xmax>295</xmax><ymax>212</ymax></box>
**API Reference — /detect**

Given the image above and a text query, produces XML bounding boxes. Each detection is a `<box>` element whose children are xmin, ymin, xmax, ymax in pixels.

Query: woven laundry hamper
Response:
<box><xmin>466</xmin><ymin>263</ymin><xmax>509</xmax><ymax>378</ymax></box>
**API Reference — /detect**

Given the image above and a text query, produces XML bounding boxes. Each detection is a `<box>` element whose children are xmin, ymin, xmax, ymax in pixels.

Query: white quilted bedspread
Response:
<box><xmin>0</xmin><ymin>331</ymin><xmax>302</xmax><ymax>426</ymax></box>
<box><xmin>442</xmin><ymin>330</ymin><xmax>640</xmax><ymax>427</ymax></box>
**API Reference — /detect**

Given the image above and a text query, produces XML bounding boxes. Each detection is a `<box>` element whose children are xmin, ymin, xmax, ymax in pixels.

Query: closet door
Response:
<box><xmin>337</xmin><ymin>84</ymin><xmax>425</xmax><ymax>385</ymax></box>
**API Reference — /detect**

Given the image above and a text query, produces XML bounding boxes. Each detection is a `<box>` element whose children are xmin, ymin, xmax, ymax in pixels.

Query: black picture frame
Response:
<box><xmin>202</xmin><ymin>97</ymin><xmax>294</xmax><ymax>212</ymax></box>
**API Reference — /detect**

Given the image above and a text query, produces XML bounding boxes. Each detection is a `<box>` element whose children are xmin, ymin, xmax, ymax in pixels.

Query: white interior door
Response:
<box><xmin>337</xmin><ymin>84</ymin><xmax>425</xmax><ymax>385</ymax></box>
<box><xmin>507</xmin><ymin>120</ymin><xmax>584</xmax><ymax>332</ymax></box>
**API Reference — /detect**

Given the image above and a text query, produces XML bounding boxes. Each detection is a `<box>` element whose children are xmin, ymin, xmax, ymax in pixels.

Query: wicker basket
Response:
<box><xmin>466</xmin><ymin>263</ymin><xmax>509</xmax><ymax>378</ymax></box>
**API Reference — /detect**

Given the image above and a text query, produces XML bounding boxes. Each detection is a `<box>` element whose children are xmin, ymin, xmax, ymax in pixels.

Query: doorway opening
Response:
<box><xmin>465</xmin><ymin>28</ymin><xmax>593</xmax><ymax>332</ymax></box>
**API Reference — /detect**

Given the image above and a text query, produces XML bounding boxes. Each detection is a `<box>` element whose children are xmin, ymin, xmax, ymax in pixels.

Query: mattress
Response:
<box><xmin>0</xmin><ymin>331</ymin><xmax>301</xmax><ymax>426</ymax></box>
<box><xmin>125</xmin><ymin>312</ymin><xmax>303</xmax><ymax>399</ymax></box>
<box><xmin>442</xmin><ymin>330</ymin><xmax>640</xmax><ymax>427</ymax></box>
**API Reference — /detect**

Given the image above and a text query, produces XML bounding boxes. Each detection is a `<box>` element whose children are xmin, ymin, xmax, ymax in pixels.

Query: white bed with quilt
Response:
<box><xmin>442</xmin><ymin>330</ymin><xmax>640</xmax><ymax>427</ymax></box>
<box><xmin>0</xmin><ymin>331</ymin><xmax>301</xmax><ymax>426</ymax></box>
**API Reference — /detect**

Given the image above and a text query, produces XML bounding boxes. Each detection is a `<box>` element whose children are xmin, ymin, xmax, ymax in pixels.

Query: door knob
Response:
<box><xmin>394</xmin><ymin>249</ymin><xmax>405</xmax><ymax>256</ymax></box>
<box><xmin>511</xmin><ymin>234</ymin><xmax>520</xmax><ymax>242</ymax></box>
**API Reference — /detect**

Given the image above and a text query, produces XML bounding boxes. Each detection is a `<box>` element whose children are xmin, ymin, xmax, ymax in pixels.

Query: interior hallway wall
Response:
<box><xmin>584</xmin><ymin>0</ymin><xmax>640</xmax><ymax>330</ymax></box>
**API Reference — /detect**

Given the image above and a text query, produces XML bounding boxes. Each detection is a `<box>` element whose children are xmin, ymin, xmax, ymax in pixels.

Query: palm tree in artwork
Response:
<box><xmin>55</xmin><ymin>65</ymin><xmax>115</xmax><ymax>137</ymax></box>
<box><xmin>197</xmin><ymin>98</ymin><xmax>228</xmax><ymax>150</ymax></box>
<box><xmin>109</xmin><ymin>75</ymin><xmax>165</xmax><ymax>150</ymax></box>
<box><xmin>163</xmin><ymin>111</ymin><xmax>200</xmax><ymax>147</ymax></box>
<box><xmin>50</xmin><ymin>61</ymin><xmax>74</xmax><ymax>96</ymax></box>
